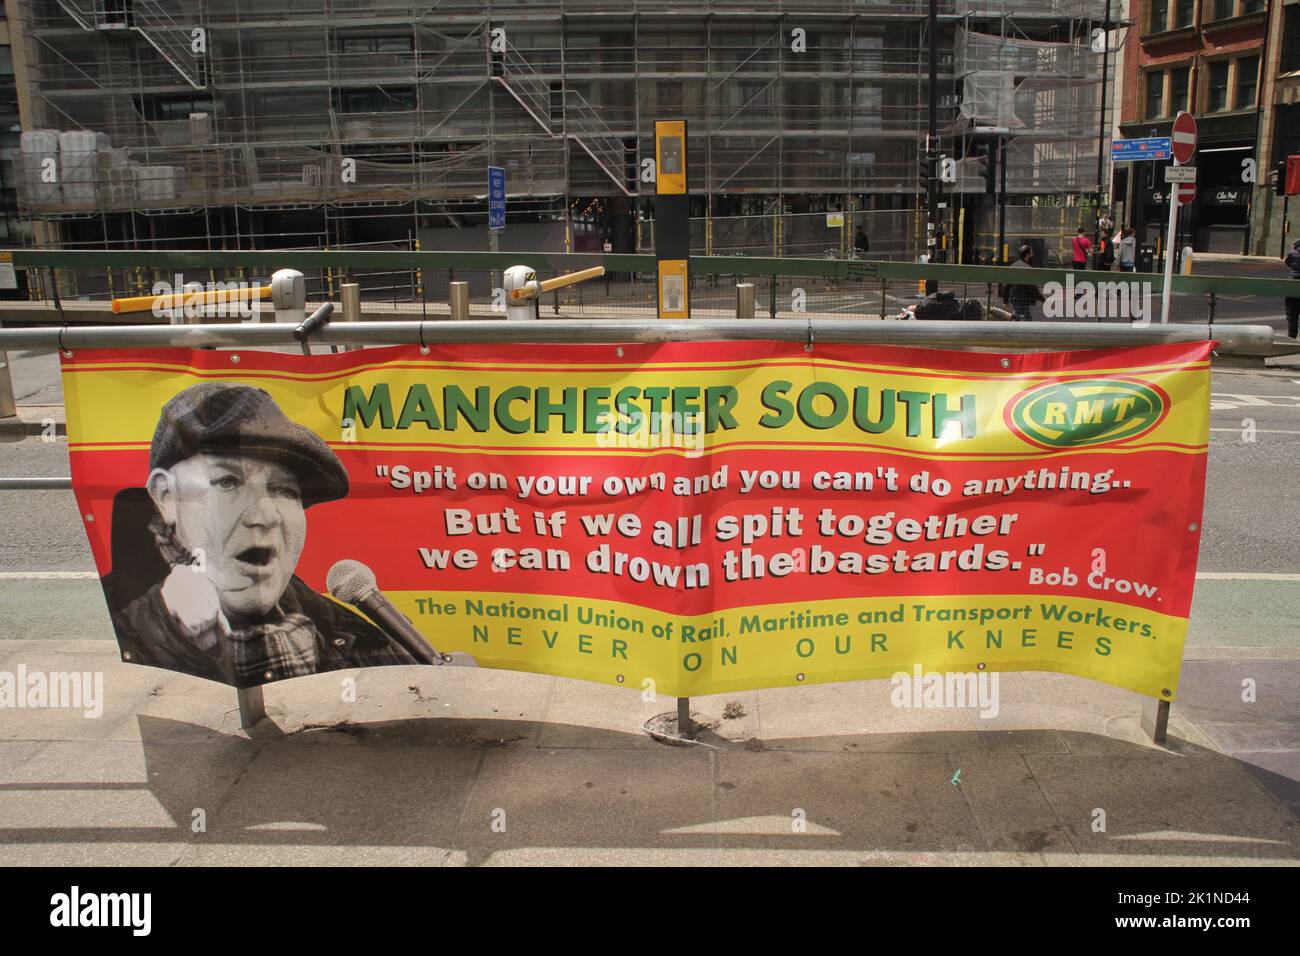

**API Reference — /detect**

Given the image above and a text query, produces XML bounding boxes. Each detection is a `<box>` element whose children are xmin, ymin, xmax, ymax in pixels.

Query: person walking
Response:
<box><xmin>1117</xmin><ymin>227</ymin><xmax>1137</xmax><ymax>272</ymax></box>
<box><xmin>854</xmin><ymin>226</ymin><xmax>869</xmax><ymax>257</ymax></box>
<box><xmin>1284</xmin><ymin>239</ymin><xmax>1300</xmax><ymax>338</ymax></box>
<box><xmin>1071</xmin><ymin>227</ymin><xmax>1092</xmax><ymax>270</ymax></box>
<box><xmin>1096</xmin><ymin>228</ymin><xmax>1115</xmax><ymax>271</ymax></box>
<box><xmin>1001</xmin><ymin>244</ymin><xmax>1044</xmax><ymax>321</ymax></box>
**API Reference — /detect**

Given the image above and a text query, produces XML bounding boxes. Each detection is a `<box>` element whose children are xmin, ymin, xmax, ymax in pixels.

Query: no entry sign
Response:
<box><xmin>1172</xmin><ymin>111</ymin><xmax>1197</xmax><ymax>164</ymax></box>
<box><xmin>1176</xmin><ymin>183</ymin><xmax>1196</xmax><ymax>205</ymax></box>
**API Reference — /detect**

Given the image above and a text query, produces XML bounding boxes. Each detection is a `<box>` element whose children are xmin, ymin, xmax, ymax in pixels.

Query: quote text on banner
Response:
<box><xmin>62</xmin><ymin>340</ymin><xmax>1211</xmax><ymax>698</ymax></box>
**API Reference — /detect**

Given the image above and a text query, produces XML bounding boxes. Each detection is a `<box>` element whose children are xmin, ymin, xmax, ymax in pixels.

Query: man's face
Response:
<box><xmin>149</xmin><ymin>454</ymin><xmax>307</xmax><ymax>622</ymax></box>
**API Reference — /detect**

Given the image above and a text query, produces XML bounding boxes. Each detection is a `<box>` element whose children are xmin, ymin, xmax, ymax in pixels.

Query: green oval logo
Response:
<box><xmin>1007</xmin><ymin>379</ymin><xmax>1167</xmax><ymax>448</ymax></box>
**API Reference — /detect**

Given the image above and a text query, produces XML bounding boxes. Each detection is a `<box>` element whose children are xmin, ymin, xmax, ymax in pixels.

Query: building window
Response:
<box><xmin>332</xmin><ymin>86</ymin><xmax>416</xmax><ymax>113</ymax></box>
<box><xmin>336</xmin><ymin>35</ymin><xmax>413</xmax><ymax>54</ymax></box>
<box><xmin>1148</xmin><ymin>0</ymin><xmax>1170</xmax><ymax>32</ymax></box>
<box><xmin>1174</xmin><ymin>0</ymin><xmax>1194</xmax><ymax>29</ymax></box>
<box><xmin>1207</xmin><ymin>60</ymin><xmax>1230</xmax><ymax>112</ymax></box>
<box><xmin>133</xmin><ymin>94</ymin><xmax>216</xmax><ymax>122</ymax></box>
<box><xmin>1243</xmin><ymin>0</ymin><xmax>1265</xmax><ymax>12</ymax></box>
<box><xmin>1170</xmin><ymin>66</ymin><xmax>1191</xmax><ymax>114</ymax></box>
<box><xmin>1145</xmin><ymin>70</ymin><xmax>1165</xmax><ymax>119</ymax></box>
<box><xmin>1285</xmin><ymin>5</ymin><xmax>1300</xmax><ymax>74</ymax></box>
<box><xmin>1212</xmin><ymin>0</ymin><xmax>1234</xmax><ymax>19</ymax></box>
<box><xmin>1236</xmin><ymin>55</ymin><xmax>1259</xmax><ymax>109</ymax></box>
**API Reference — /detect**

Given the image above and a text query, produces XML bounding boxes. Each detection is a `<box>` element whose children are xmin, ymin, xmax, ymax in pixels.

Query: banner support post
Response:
<box><xmin>1141</xmin><ymin>697</ymin><xmax>1170</xmax><ymax>745</ymax></box>
<box><xmin>237</xmin><ymin>686</ymin><xmax>266</xmax><ymax>729</ymax></box>
<box><xmin>677</xmin><ymin>696</ymin><xmax>693</xmax><ymax>738</ymax></box>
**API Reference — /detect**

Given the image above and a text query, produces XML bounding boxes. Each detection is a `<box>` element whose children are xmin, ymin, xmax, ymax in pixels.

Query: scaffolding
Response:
<box><xmin>10</xmin><ymin>0</ymin><xmax>1112</xmax><ymax>271</ymax></box>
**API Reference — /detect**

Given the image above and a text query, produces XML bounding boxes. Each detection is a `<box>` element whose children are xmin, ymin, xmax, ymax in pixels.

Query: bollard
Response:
<box><xmin>341</xmin><ymin>283</ymin><xmax>362</xmax><ymax>352</ymax></box>
<box><xmin>270</xmin><ymin>268</ymin><xmax>306</xmax><ymax>325</ymax></box>
<box><xmin>735</xmin><ymin>283</ymin><xmax>755</xmax><ymax>319</ymax></box>
<box><xmin>341</xmin><ymin>282</ymin><xmax>361</xmax><ymax>323</ymax></box>
<box><xmin>449</xmin><ymin>282</ymin><xmax>470</xmax><ymax>322</ymax></box>
<box><xmin>0</xmin><ymin>349</ymin><xmax>15</xmax><ymax>420</ymax></box>
<box><xmin>238</xmin><ymin>685</ymin><xmax>266</xmax><ymax>729</ymax></box>
<box><xmin>1141</xmin><ymin>697</ymin><xmax>1170</xmax><ymax>746</ymax></box>
<box><xmin>677</xmin><ymin>696</ymin><xmax>694</xmax><ymax>738</ymax></box>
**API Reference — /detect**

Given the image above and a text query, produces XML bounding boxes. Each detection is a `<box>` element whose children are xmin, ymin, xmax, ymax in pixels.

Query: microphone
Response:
<box><xmin>326</xmin><ymin>560</ymin><xmax>442</xmax><ymax>666</ymax></box>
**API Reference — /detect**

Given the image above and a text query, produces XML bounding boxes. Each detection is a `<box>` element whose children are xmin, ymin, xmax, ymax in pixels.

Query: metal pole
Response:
<box><xmin>1096</xmin><ymin>0</ymin><xmax>1111</xmax><ymax>252</ymax></box>
<box><xmin>1160</xmin><ymin>165</ymin><xmax>1181</xmax><ymax>324</ymax></box>
<box><xmin>1141</xmin><ymin>696</ymin><xmax>1170</xmax><ymax>745</ymax></box>
<box><xmin>0</xmin><ymin>320</ymin><xmax>1273</xmax><ymax>353</ymax></box>
<box><xmin>998</xmin><ymin>137</ymin><xmax>1008</xmax><ymax>263</ymax></box>
<box><xmin>0</xmin><ymin>349</ymin><xmax>15</xmax><ymax>420</ymax></box>
<box><xmin>735</xmin><ymin>282</ymin><xmax>755</xmax><ymax>319</ymax></box>
<box><xmin>237</xmin><ymin>685</ymin><xmax>266</xmax><ymax>729</ymax></box>
<box><xmin>449</xmin><ymin>281</ymin><xmax>470</xmax><ymax>321</ymax></box>
<box><xmin>925</xmin><ymin>0</ymin><xmax>939</xmax><ymax>294</ymax></box>
<box><xmin>677</xmin><ymin>696</ymin><xmax>693</xmax><ymax>738</ymax></box>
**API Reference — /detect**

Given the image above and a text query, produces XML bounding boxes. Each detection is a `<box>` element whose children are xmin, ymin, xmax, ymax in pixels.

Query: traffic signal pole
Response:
<box><xmin>925</xmin><ymin>0</ymin><xmax>938</xmax><ymax>294</ymax></box>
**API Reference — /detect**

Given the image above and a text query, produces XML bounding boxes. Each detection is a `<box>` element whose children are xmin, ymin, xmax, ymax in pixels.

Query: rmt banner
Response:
<box><xmin>61</xmin><ymin>341</ymin><xmax>1210</xmax><ymax>697</ymax></box>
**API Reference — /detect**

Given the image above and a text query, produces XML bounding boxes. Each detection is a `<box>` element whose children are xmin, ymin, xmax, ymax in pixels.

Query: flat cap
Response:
<box><xmin>149</xmin><ymin>382</ymin><xmax>348</xmax><ymax>507</ymax></box>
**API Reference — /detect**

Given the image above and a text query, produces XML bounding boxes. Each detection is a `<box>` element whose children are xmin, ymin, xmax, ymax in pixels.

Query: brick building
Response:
<box><xmin>1118</xmin><ymin>0</ymin><xmax>1272</xmax><ymax>255</ymax></box>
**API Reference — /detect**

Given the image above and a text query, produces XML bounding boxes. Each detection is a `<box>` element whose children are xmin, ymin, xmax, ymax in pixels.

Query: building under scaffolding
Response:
<box><xmin>7</xmin><ymin>0</ymin><xmax>1113</xmax><ymax>283</ymax></box>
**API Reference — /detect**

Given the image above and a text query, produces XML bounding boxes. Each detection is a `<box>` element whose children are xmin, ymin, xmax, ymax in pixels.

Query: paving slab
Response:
<box><xmin>1025</xmin><ymin>752</ymin><xmax>1300</xmax><ymax>864</ymax></box>
<box><xmin>453</xmin><ymin>747</ymin><xmax>715</xmax><ymax>862</ymax></box>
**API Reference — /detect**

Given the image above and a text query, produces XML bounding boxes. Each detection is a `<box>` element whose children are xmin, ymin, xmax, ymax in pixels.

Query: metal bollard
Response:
<box><xmin>0</xmin><ymin>349</ymin><xmax>15</xmax><ymax>420</ymax></box>
<box><xmin>449</xmin><ymin>281</ymin><xmax>469</xmax><ymax>322</ymax></box>
<box><xmin>735</xmin><ymin>283</ymin><xmax>755</xmax><ymax>319</ymax></box>
<box><xmin>340</xmin><ymin>283</ymin><xmax>362</xmax><ymax>352</ymax></box>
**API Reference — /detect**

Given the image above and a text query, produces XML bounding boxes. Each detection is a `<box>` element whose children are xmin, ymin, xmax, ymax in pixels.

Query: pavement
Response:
<box><xmin>0</xmin><ymin>349</ymin><xmax>1297</xmax><ymax>866</ymax></box>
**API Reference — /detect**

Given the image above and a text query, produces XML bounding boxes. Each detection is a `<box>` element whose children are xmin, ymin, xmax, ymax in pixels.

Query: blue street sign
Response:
<box><xmin>488</xmin><ymin>166</ymin><xmax>506</xmax><ymax>229</ymax></box>
<box><xmin>1111</xmin><ymin>137</ymin><xmax>1172</xmax><ymax>162</ymax></box>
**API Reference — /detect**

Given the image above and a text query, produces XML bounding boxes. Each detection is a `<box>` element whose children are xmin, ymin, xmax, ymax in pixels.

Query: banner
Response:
<box><xmin>62</xmin><ymin>340</ymin><xmax>1211</xmax><ymax>698</ymax></box>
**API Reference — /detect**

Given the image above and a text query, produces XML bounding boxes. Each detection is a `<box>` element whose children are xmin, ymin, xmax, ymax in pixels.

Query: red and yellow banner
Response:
<box><xmin>62</xmin><ymin>340</ymin><xmax>1210</xmax><ymax>698</ymax></box>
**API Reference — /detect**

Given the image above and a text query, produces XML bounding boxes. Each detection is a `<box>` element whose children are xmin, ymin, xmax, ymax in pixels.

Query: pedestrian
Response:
<box><xmin>1001</xmin><ymin>244</ymin><xmax>1044</xmax><ymax>321</ymax></box>
<box><xmin>1117</xmin><ymin>227</ymin><xmax>1137</xmax><ymax>272</ymax></box>
<box><xmin>1284</xmin><ymin>239</ymin><xmax>1300</xmax><ymax>338</ymax></box>
<box><xmin>1071</xmin><ymin>227</ymin><xmax>1092</xmax><ymax>270</ymax></box>
<box><xmin>854</xmin><ymin>226</ymin><xmax>869</xmax><ymax>257</ymax></box>
<box><xmin>1095</xmin><ymin>228</ymin><xmax>1115</xmax><ymax>271</ymax></box>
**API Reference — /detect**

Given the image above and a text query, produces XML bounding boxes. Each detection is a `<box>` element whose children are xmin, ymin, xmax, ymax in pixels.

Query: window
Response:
<box><xmin>1150</xmin><ymin>0</ymin><xmax>1170</xmax><ymax>32</ymax></box>
<box><xmin>133</xmin><ymin>94</ymin><xmax>216</xmax><ymax>122</ymax></box>
<box><xmin>1213</xmin><ymin>0</ymin><xmax>1235</xmax><ymax>19</ymax></box>
<box><xmin>1174</xmin><ymin>0</ymin><xmax>1194</xmax><ymax>29</ymax></box>
<box><xmin>336</xmin><ymin>35</ymin><xmax>413</xmax><ymax>54</ymax></box>
<box><xmin>332</xmin><ymin>86</ymin><xmax>416</xmax><ymax>113</ymax></box>
<box><xmin>1243</xmin><ymin>0</ymin><xmax>1265</xmax><ymax>12</ymax></box>
<box><xmin>1170</xmin><ymin>66</ymin><xmax>1191</xmax><ymax>114</ymax></box>
<box><xmin>1285</xmin><ymin>5</ymin><xmax>1300</xmax><ymax>74</ymax></box>
<box><xmin>1208</xmin><ymin>60</ymin><xmax>1230</xmax><ymax>112</ymax></box>
<box><xmin>1145</xmin><ymin>70</ymin><xmax>1165</xmax><ymax>119</ymax></box>
<box><xmin>1236</xmin><ymin>55</ymin><xmax>1259</xmax><ymax>109</ymax></box>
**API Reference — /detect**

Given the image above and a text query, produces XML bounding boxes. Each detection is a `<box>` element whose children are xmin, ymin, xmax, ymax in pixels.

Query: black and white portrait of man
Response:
<box><xmin>107</xmin><ymin>381</ymin><xmax>439</xmax><ymax>688</ymax></box>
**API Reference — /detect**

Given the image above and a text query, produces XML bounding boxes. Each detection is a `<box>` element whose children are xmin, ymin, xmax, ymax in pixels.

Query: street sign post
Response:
<box><xmin>1112</xmin><ymin>137</ymin><xmax>1172</xmax><ymax>162</ymax></box>
<box><xmin>1161</xmin><ymin>112</ymin><xmax>1197</xmax><ymax>325</ymax></box>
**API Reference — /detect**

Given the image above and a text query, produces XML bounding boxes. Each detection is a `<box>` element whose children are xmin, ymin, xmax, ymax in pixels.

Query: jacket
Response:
<box><xmin>1002</xmin><ymin>259</ymin><xmax>1044</xmax><ymax>308</ymax></box>
<box><xmin>1118</xmin><ymin>236</ymin><xmax>1136</xmax><ymax>265</ymax></box>
<box><xmin>1285</xmin><ymin>249</ymin><xmax>1300</xmax><ymax>278</ymax></box>
<box><xmin>112</xmin><ymin>574</ymin><xmax>427</xmax><ymax>687</ymax></box>
<box><xmin>1071</xmin><ymin>235</ymin><xmax>1092</xmax><ymax>263</ymax></box>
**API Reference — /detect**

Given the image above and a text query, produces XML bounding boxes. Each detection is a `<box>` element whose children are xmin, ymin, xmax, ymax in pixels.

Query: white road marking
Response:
<box><xmin>0</xmin><ymin>571</ymin><xmax>98</xmax><ymax>579</ymax></box>
<box><xmin>1195</xmin><ymin>572</ymin><xmax>1300</xmax><ymax>581</ymax></box>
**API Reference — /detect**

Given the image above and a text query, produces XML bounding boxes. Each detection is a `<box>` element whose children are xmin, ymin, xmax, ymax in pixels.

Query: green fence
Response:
<box><xmin>5</xmin><ymin>249</ymin><xmax>1295</xmax><ymax>330</ymax></box>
